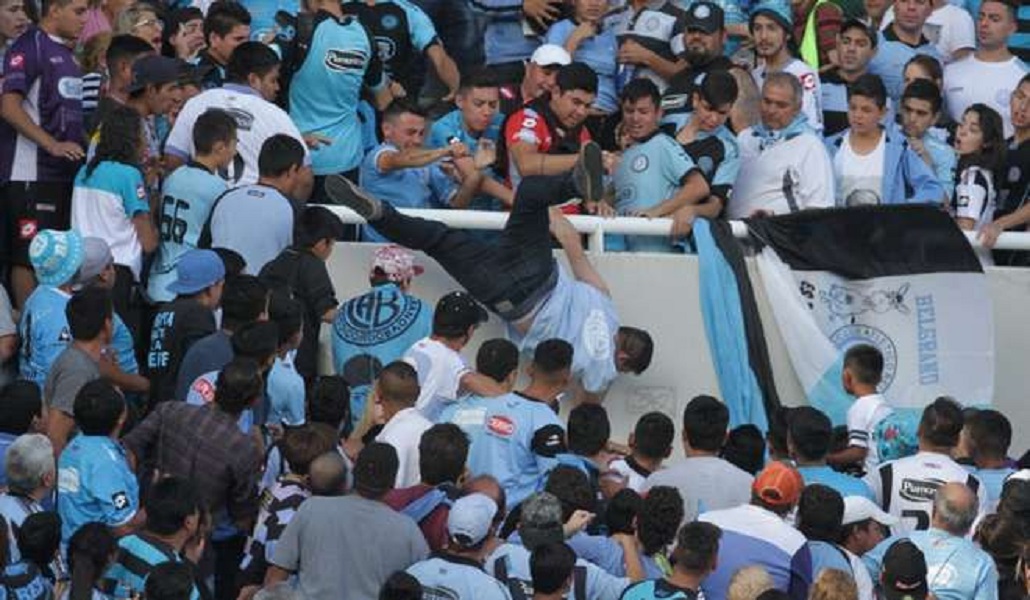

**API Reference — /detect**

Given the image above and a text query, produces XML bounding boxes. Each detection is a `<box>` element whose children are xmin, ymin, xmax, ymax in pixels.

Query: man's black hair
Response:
<box><xmin>355</xmin><ymin>442</ymin><xmax>399</xmax><ymax>498</ymax></box>
<box><xmin>193</xmin><ymin>109</ymin><xmax>238</xmax><ymax>156</ymax></box>
<box><xmin>848</xmin><ymin>73</ymin><xmax>888</xmax><ymax>109</ymax></box>
<box><xmin>788</xmin><ymin>406</ymin><xmax>833</xmax><ymax>462</ymax></box>
<box><xmin>215</xmin><ymin>357</ymin><xmax>263</xmax><ymax>415</ymax></box>
<box><xmin>556</xmin><ymin>62</ymin><xmax>598</xmax><ymax>95</ymax></box>
<box><xmin>766</xmin><ymin>406</ymin><xmax>793</xmax><ymax>458</ymax></box>
<box><xmin>418</xmin><ymin>424</ymin><xmax>470</xmax><ymax>485</ymax></box>
<box><xmin>377</xmin><ymin>361</ymin><xmax>420</xmax><ymax>406</ymax></box>
<box><xmin>295</xmin><ymin>205</ymin><xmax>346</xmax><ymax>248</ymax></box>
<box><xmin>268</xmin><ymin>291</ymin><xmax>303</xmax><ymax>347</ymax></box>
<box><xmin>145</xmin><ymin>562</ymin><xmax>196</xmax><ymax>600</ymax></box>
<box><xmin>919</xmin><ymin>396</ymin><xmax>964</xmax><ymax>448</ymax></box>
<box><xmin>843</xmin><ymin>344</ymin><xmax>883</xmax><ymax>386</ymax></box>
<box><xmin>567</xmin><ymin>404</ymin><xmax>610</xmax><ymax>457</ymax></box>
<box><xmin>220</xmin><ymin>275</ymin><xmax>269</xmax><ymax>331</ymax></box>
<box><xmin>902</xmin><ymin>78</ymin><xmax>944</xmax><ymax>114</ymax></box>
<box><xmin>105</xmin><ymin>34</ymin><xmax>155</xmax><ymax>70</ymax></box>
<box><xmin>459</xmin><ymin>67</ymin><xmax>499</xmax><ymax>92</ymax></box>
<box><xmin>226</xmin><ymin>40</ymin><xmax>278</xmax><ymax>83</ymax></box>
<box><xmin>605</xmin><ymin>488</ymin><xmax>642</xmax><ymax>535</ymax></box>
<box><xmin>16</xmin><ymin>511</ymin><xmax>61</xmax><ymax>570</ymax></box>
<box><xmin>146</xmin><ymin>477</ymin><xmax>201</xmax><ymax>536</ymax></box>
<box><xmin>618</xmin><ymin>327</ymin><xmax>653</xmax><ymax>374</ymax></box>
<box><xmin>797</xmin><ymin>484</ymin><xmax>844</xmax><ymax>543</ymax></box>
<box><xmin>476</xmin><ymin>338</ymin><xmax>519</xmax><ymax>384</ymax></box>
<box><xmin>232</xmin><ymin>321</ymin><xmax>279</xmax><ymax>365</ymax></box>
<box><xmin>530</xmin><ymin>543</ymin><xmax>577</xmax><ymax>595</ymax></box>
<box><xmin>0</xmin><ymin>381</ymin><xmax>42</xmax><ymax>435</ymax></box>
<box><xmin>213</xmin><ymin>247</ymin><xmax>247</xmax><ymax>278</ymax></box>
<box><xmin>839</xmin><ymin>19</ymin><xmax>878</xmax><ymax>47</ymax></box>
<box><xmin>638</xmin><ymin>486</ymin><xmax>684</xmax><ymax>555</ymax></box>
<box><xmin>67</xmin><ymin>287</ymin><xmax>112</xmax><ymax>341</ymax></box>
<box><xmin>634</xmin><ymin>411</ymin><xmax>675</xmax><ymax>460</ymax></box>
<box><xmin>378</xmin><ymin>571</ymin><xmax>423</xmax><ymax>600</ymax></box>
<box><xmin>673</xmin><ymin>521</ymin><xmax>721</xmax><ymax>572</ymax></box>
<box><xmin>258</xmin><ymin>134</ymin><xmax>306</xmax><ymax>178</ymax></box>
<box><xmin>620</xmin><ymin>78</ymin><xmax>661</xmax><ymax>108</ymax></box>
<box><xmin>533</xmin><ymin>339</ymin><xmax>573</xmax><ymax>375</ymax></box>
<box><xmin>73</xmin><ymin>380</ymin><xmax>125</xmax><ymax>436</ymax></box>
<box><xmin>307</xmin><ymin>376</ymin><xmax>350</xmax><ymax>430</ymax></box>
<box><xmin>682</xmin><ymin>395</ymin><xmax>729</xmax><ymax>452</ymax></box>
<box><xmin>966</xmin><ymin>409</ymin><xmax>1012</xmax><ymax>461</ymax></box>
<box><xmin>544</xmin><ymin>465</ymin><xmax>596</xmax><ymax>520</ymax></box>
<box><xmin>721</xmin><ymin>424</ymin><xmax>766</xmax><ymax>475</ymax></box>
<box><xmin>383</xmin><ymin>98</ymin><xmax>426</xmax><ymax>121</ymax></box>
<box><xmin>281</xmin><ymin>425</ymin><xmax>338</xmax><ymax>476</ymax></box>
<box><xmin>204</xmin><ymin>1</ymin><xmax>251</xmax><ymax>41</ymax></box>
<box><xmin>698</xmin><ymin>70</ymin><xmax>739</xmax><ymax>109</ymax></box>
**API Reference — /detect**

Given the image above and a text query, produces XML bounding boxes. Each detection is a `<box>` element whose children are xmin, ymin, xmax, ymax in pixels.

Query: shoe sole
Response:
<box><xmin>578</xmin><ymin>141</ymin><xmax>603</xmax><ymax>204</ymax></box>
<box><xmin>324</xmin><ymin>175</ymin><xmax>378</xmax><ymax>220</ymax></box>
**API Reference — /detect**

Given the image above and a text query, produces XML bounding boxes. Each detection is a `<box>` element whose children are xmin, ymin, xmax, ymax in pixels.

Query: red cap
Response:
<box><xmin>752</xmin><ymin>461</ymin><xmax>803</xmax><ymax>507</ymax></box>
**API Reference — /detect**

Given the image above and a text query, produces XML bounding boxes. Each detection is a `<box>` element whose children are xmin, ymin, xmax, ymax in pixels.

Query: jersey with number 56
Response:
<box><xmin>865</xmin><ymin>450</ymin><xmax>986</xmax><ymax>536</ymax></box>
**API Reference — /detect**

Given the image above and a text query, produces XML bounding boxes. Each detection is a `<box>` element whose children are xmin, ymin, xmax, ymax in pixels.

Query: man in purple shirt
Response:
<box><xmin>0</xmin><ymin>0</ymin><xmax>87</xmax><ymax>308</ymax></box>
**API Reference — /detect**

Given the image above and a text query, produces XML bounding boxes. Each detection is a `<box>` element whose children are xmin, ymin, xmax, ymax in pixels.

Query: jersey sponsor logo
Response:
<box><xmin>192</xmin><ymin>377</ymin><xmax>216</xmax><ymax>404</ymax></box>
<box><xmin>57</xmin><ymin>76</ymin><xmax>82</xmax><ymax>100</ymax></box>
<box><xmin>452</xmin><ymin>407</ymin><xmax>487</xmax><ymax>427</ymax></box>
<box><xmin>799</xmin><ymin>72</ymin><xmax>816</xmax><ymax>92</ymax></box>
<box><xmin>325</xmin><ymin>48</ymin><xmax>368</xmax><ymax>72</ymax></box>
<box><xmin>487</xmin><ymin>415</ymin><xmax>515</xmax><ymax>437</ymax></box>
<box><xmin>582</xmin><ymin>309</ymin><xmax>612</xmax><ymax>361</ymax></box>
<box><xmin>17</xmin><ymin>218</ymin><xmax>38</xmax><ymax>240</ymax></box>
<box><xmin>375</xmin><ymin>36</ymin><xmax>398</xmax><ymax>62</ymax></box>
<box><xmin>220</xmin><ymin>107</ymin><xmax>255</xmax><ymax>131</ymax></box>
<box><xmin>898</xmin><ymin>477</ymin><xmax>944</xmax><ymax>502</ymax></box>
<box><xmin>111</xmin><ymin>491</ymin><xmax>130</xmax><ymax>510</ymax></box>
<box><xmin>8</xmin><ymin>53</ymin><xmax>24</xmax><ymax>68</ymax></box>
<box><xmin>335</xmin><ymin>291</ymin><xmax>424</xmax><ymax>346</ymax></box>
<box><xmin>58</xmin><ymin>467</ymin><xmax>81</xmax><ymax>493</ymax></box>
<box><xmin>631</xmin><ymin>155</ymin><xmax>649</xmax><ymax>172</ymax></box>
<box><xmin>661</xmin><ymin>93</ymin><xmax>689</xmax><ymax>111</ymax></box>
<box><xmin>420</xmin><ymin>585</ymin><xmax>460</xmax><ymax>600</ymax></box>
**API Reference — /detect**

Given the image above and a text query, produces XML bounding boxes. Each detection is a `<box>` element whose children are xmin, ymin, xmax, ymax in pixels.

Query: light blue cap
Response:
<box><xmin>28</xmin><ymin>229</ymin><xmax>85</xmax><ymax>287</ymax></box>
<box><xmin>750</xmin><ymin>0</ymin><xmax>793</xmax><ymax>32</ymax></box>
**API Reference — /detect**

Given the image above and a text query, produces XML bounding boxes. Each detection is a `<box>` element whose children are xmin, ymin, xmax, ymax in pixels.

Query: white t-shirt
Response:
<box><xmin>944</xmin><ymin>56</ymin><xmax>1028</xmax><ymax>138</ymax></box>
<box><xmin>377</xmin><ymin>407</ymin><xmax>433</xmax><ymax>488</ymax></box>
<box><xmin>846</xmin><ymin>393</ymin><xmax>893</xmax><ymax>474</ymax></box>
<box><xmin>865</xmin><ymin>451</ymin><xmax>987</xmax><ymax>536</ymax></box>
<box><xmin>164</xmin><ymin>84</ymin><xmax>308</xmax><ymax>187</ymax></box>
<box><xmin>403</xmin><ymin>337</ymin><xmax>470</xmax><ymax>421</ymax></box>
<box><xmin>607</xmin><ymin>457</ymin><xmax>656</xmax><ymax>493</ymax></box>
<box><xmin>730</xmin><ymin>130</ymin><xmax>835</xmax><ymax>218</ymax></box>
<box><xmin>752</xmin><ymin>58</ymin><xmax>824</xmax><ymax>131</ymax></box>
<box><xmin>844</xmin><ymin>547</ymin><xmax>874</xmax><ymax>600</ymax></box>
<box><xmin>836</xmin><ymin>132</ymin><xmax>887</xmax><ymax>207</ymax></box>
<box><xmin>881</xmin><ymin>3</ymin><xmax>974</xmax><ymax>63</ymax></box>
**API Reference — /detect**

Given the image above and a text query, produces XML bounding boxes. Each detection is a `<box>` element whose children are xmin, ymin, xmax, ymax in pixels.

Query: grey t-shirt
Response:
<box><xmin>43</xmin><ymin>345</ymin><xmax>100</xmax><ymax>415</ymax></box>
<box><xmin>641</xmin><ymin>456</ymin><xmax>755</xmax><ymax>522</ymax></box>
<box><xmin>272</xmin><ymin>494</ymin><xmax>429</xmax><ymax>600</ymax></box>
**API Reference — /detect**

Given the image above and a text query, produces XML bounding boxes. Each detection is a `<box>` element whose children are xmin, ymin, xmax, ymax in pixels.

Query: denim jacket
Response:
<box><xmin>826</xmin><ymin>127</ymin><xmax>946</xmax><ymax>205</ymax></box>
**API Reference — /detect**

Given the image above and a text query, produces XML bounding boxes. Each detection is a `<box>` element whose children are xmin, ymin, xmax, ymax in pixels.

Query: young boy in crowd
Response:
<box><xmin>827</xmin><ymin>344</ymin><xmax>893</xmax><ymax>475</ymax></box>
<box><xmin>259</xmin><ymin>206</ymin><xmax>346</xmax><ymax>383</ymax></box>
<box><xmin>608</xmin><ymin>412</ymin><xmax>675</xmax><ymax>492</ymax></box>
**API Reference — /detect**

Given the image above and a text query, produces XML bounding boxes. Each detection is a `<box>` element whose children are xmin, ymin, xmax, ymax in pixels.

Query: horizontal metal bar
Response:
<box><xmin>321</xmin><ymin>206</ymin><xmax>1030</xmax><ymax>252</ymax></box>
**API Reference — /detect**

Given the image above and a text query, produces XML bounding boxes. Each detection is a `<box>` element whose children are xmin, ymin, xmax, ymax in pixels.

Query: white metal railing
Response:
<box><xmin>322</xmin><ymin>206</ymin><xmax>1030</xmax><ymax>255</ymax></box>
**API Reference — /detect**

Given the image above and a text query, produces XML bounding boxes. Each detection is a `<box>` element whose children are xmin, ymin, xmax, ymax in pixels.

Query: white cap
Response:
<box><xmin>447</xmin><ymin>493</ymin><xmax>498</xmax><ymax>547</ymax></box>
<box><xmin>843</xmin><ymin>496</ymin><xmax>900</xmax><ymax>526</ymax></box>
<box><xmin>529</xmin><ymin>44</ymin><xmax>571</xmax><ymax>67</ymax></box>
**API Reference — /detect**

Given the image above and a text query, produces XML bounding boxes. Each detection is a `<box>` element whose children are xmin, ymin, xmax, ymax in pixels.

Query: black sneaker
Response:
<box><xmin>324</xmin><ymin>174</ymin><xmax>383</xmax><ymax>221</ymax></box>
<box><xmin>572</xmin><ymin>141</ymin><xmax>603</xmax><ymax>204</ymax></box>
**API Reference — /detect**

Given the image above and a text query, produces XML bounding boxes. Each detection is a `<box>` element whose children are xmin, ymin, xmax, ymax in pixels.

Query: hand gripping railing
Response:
<box><xmin>321</xmin><ymin>206</ymin><xmax>1030</xmax><ymax>255</ymax></box>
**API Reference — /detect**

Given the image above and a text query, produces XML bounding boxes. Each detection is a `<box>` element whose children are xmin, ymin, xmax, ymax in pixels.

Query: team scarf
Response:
<box><xmin>751</xmin><ymin>113</ymin><xmax>813</xmax><ymax>151</ymax></box>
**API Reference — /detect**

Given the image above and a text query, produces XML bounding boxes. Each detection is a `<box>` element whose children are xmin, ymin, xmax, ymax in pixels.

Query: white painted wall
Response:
<box><xmin>320</xmin><ymin>245</ymin><xmax>1030</xmax><ymax>457</ymax></box>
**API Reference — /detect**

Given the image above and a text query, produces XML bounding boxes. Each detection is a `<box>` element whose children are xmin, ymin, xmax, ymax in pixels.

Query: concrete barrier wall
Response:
<box><xmin>321</xmin><ymin>244</ymin><xmax>1030</xmax><ymax>457</ymax></box>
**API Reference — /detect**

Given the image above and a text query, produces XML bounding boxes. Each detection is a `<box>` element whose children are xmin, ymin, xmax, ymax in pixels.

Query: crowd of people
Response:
<box><xmin>0</xmin><ymin>0</ymin><xmax>1028</xmax><ymax>598</ymax></box>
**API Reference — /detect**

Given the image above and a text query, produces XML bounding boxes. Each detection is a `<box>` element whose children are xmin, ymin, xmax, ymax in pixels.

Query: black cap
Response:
<box><xmin>354</xmin><ymin>442</ymin><xmax>399</xmax><ymax>496</ymax></box>
<box><xmin>684</xmin><ymin>2</ymin><xmax>725</xmax><ymax>33</ymax></box>
<box><xmin>840</xmin><ymin>17</ymin><xmax>878</xmax><ymax>47</ymax></box>
<box><xmin>433</xmin><ymin>291</ymin><xmax>488</xmax><ymax>335</ymax></box>
<box><xmin>882</xmin><ymin>540</ymin><xmax>929</xmax><ymax>600</ymax></box>
<box><xmin>129</xmin><ymin>55</ymin><xmax>185</xmax><ymax>93</ymax></box>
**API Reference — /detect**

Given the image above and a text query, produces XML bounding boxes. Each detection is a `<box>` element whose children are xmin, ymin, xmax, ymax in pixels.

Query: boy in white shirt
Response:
<box><xmin>827</xmin><ymin>344</ymin><xmax>893</xmax><ymax>475</ymax></box>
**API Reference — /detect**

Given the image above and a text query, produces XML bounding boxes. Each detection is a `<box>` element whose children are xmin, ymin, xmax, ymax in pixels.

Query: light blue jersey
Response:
<box><xmin>468</xmin><ymin>0</ymin><xmax>540</xmax><ymax>66</ymax></box>
<box><xmin>610</xmin><ymin>131</ymin><xmax>697</xmax><ymax>253</ymax></box>
<box><xmin>804</xmin><ymin>540</ymin><xmax>853</xmax><ymax>580</ymax></box>
<box><xmin>57</xmin><ymin>436</ymin><xmax>139</xmax><ymax>542</ymax></box>
<box><xmin>331</xmin><ymin>283</ymin><xmax>432</xmax><ymax>428</ymax></box>
<box><xmin>968</xmin><ymin>466</ymin><xmax>1015</xmax><ymax>513</ymax></box>
<box><xmin>864</xmin><ymin>529</ymin><xmax>999</xmax><ymax>600</ymax></box>
<box><xmin>798</xmin><ymin>465</ymin><xmax>875</xmax><ymax>500</ymax></box>
<box><xmin>923</xmin><ymin>131</ymin><xmax>958</xmax><ymax>200</ymax></box>
<box><xmin>148</xmin><ymin>163</ymin><xmax>228</xmax><ymax>303</ymax></box>
<box><xmin>19</xmin><ymin>286</ymin><xmax>137</xmax><ymax>388</ymax></box>
<box><xmin>440</xmin><ymin>392</ymin><xmax>565</xmax><ymax>510</ymax></box>
<box><xmin>510</xmin><ymin>267</ymin><xmax>620</xmax><ymax>394</ymax></box>
<box><xmin>267</xmin><ymin>351</ymin><xmax>305</xmax><ymax>426</ymax></box>
<box><xmin>545</xmin><ymin>20</ymin><xmax>619</xmax><ymax>113</ymax></box>
<box><xmin>71</xmin><ymin>161</ymin><xmax>150</xmax><ymax>280</ymax></box>
<box><xmin>427</xmin><ymin>109</ymin><xmax>505</xmax><ymax>211</ymax></box>
<box><xmin>358</xmin><ymin>142</ymin><xmax>458</xmax><ymax>242</ymax></box>
<box><xmin>869</xmin><ymin>30</ymin><xmax>942</xmax><ymax>102</ymax></box>
<box><xmin>289</xmin><ymin>13</ymin><xmax>387</xmax><ymax>175</ymax></box>
<box><xmin>406</xmin><ymin>555</ymin><xmax>511</xmax><ymax>600</ymax></box>
<box><xmin>485</xmin><ymin>542</ymin><xmax>630</xmax><ymax>600</ymax></box>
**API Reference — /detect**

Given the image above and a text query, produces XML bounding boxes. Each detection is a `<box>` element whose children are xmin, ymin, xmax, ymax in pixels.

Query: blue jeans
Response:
<box><xmin>368</xmin><ymin>174</ymin><xmax>576</xmax><ymax>320</ymax></box>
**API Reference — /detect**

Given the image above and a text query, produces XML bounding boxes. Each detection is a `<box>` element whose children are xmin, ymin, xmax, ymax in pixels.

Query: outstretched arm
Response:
<box><xmin>549</xmin><ymin>208</ymin><xmax>610</xmax><ymax>297</ymax></box>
